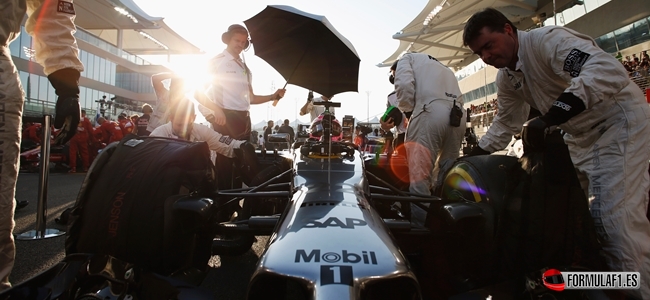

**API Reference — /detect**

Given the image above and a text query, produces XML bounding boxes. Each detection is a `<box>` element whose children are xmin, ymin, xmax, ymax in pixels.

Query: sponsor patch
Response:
<box><xmin>219</xmin><ymin>136</ymin><xmax>233</xmax><ymax>145</ymax></box>
<box><xmin>563</xmin><ymin>49</ymin><xmax>590</xmax><ymax>77</ymax></box>
<box><xmin>57</xmin><ymin>1</ymin><xmax>75</xmax><ymax>14</ymax></box>
<box><xmin>124</xmin><ymin>139</ymin><xmax>144</xmax><ymax>147</ymax></box>
<box><xmin>552</xmin><ymin>101</ymin><xmax>572</xmax><ymax>111</ymax></box>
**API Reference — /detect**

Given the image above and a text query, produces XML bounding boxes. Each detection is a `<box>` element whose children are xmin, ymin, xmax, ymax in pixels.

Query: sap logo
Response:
<box><xmin>295</xmin><ymin>249</ymin><xmax>378</xmax><ymax>265</ymax></box>
<box><xmin>303</xmin><ymin>217</ymin><xmax>367</xmax><ymax>229</ymax></box>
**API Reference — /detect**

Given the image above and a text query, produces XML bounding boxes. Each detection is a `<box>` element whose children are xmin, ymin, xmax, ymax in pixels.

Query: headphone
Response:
<box><xmin>388</xmin><ymin>59</ymin><xmax>398</xmax><ymax>84</ymax></box>
<box><xmin>222</xmin><ymin>24</ymin><xmax>250</xmax><ymax>50</ymax></box>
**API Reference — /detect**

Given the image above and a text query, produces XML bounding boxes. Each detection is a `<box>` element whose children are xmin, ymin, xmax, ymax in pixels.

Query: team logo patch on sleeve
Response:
<box><xmin>57</xmin><ymin>1</ymin><xmax>76</xmax><ymax>14</ymax></box>
<box><xmin>563</xmin><ymin>49</ymin><xmax>590</xmax><ymax>77</ymax></box>
<box><xmin>219</xmin><ymin>136</ymin><xmax>234</xmax><ymax>145</ymax></box>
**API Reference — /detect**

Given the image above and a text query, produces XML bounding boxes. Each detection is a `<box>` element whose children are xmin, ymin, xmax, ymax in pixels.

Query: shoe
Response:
<box><xmin>68</xmin><ymin>169</ymin><xmax>76</xmax><ymax>173</ymax></box>
<box><xmin>15</xmin><ymin>200</ymin><xmax>29</xmax><ymax>211</ymax></box>
<box><xmin>83</xmin><ymin>168</ymin><xmax>89</xmax><ymax>172</ymax></box>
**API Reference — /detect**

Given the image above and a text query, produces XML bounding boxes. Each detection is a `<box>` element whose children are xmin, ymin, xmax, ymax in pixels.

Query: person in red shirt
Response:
<box><xmin>117</xmin><ymin>113</ymin><xmax>134</xmax><ymax>136</ymax></box>
<box><xmin>68</xmin><ymin>110</ymin><xmax>97</xmax><ymax>173</ymax></box>
<box><xmin>24</xmin><ymin>122</ymin><xmax>42</xmax><ymax>145</ymax></box>
<box><xmin>97</xmin><ymin>117</ymin><xmax>124</xmax><ymax>144</ymax></box>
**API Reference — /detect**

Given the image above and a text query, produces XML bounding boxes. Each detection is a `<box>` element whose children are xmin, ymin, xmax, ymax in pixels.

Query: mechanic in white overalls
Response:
<box><xmin>393</xmin><ymin>53</ymin><xmax>466</xmax><ymax>196</ymax></box>
<box><xmin>464</xmin><ymin>8</ymin><xmax>650</xmax><ymax>298</ymax></box>
<box><xmin>150</xmin><ymin>99</ymin><xmax>255</xmax><ymax>160</ymax></box>
<box><xmin>0</xmin><ymin>0</ymin><xmax>84</xmax><ymax>290</ymax></box>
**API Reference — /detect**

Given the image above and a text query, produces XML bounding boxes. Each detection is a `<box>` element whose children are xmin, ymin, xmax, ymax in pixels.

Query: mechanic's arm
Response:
<box><xmin>520</xmin><ymin>29</ymin><xmax>618</xmax><ymax>150</ymax></box>
<box><xmin>545</xmin><ymin>28</ymin><xmax>629</xmax><ymax>110</ymax></box>
<box><xmin>394</xmin><ymin>54</ymin><xmax>416</xmax><ymax>113</ymax></box>
<box><xmin>84</xmin><ymin>121</ymin><xmax>98</xmax><ymax>144</ymax></box>
<box><xmin>195</xmin><ymin>88</ymin><xmax>226</xmax><ymax>126</ymax></box>
<box><xmin>194</xmin><ymin>123</ymin><xmax>246</xmax><ymax>158</ymax></box>
<box><xmin>151</xmin><ymin>72</ymin><xmax>174</xmax><ymax>97</ymax></box>
<box><xmin>299</xmin><ymin>91</ymin><xmax>315</xmax><ymax>116</ymax></box>
<box><xmin>475</xmin><ymin>71</ymin><xmax>531</xmax><ymax>154</ymax></box>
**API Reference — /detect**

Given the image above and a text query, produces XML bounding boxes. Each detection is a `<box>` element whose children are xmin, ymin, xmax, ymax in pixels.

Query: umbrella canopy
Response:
<box><xmin>244</xmin><ymin>5</ymin><xmax>361</xmax><ymax>98</ymax></box>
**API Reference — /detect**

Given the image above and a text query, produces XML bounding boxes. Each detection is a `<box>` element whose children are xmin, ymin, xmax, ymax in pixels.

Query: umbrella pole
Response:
<box><xmin>272</xmin><ymin>49</ymin><xmax>309</xmax><ymax>107</ymax></box>
<box><xmin>271</xmin><ymin>81</ymin><xmax>289</xmax><ymax>107</ymax></box>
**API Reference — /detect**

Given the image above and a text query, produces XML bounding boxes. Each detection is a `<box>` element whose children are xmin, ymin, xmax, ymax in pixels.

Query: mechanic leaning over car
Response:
<box><xmin>150</xmin><ymin>98</ymin><xmax>258</xmax><ymax>182</ymax></box>
<box><xmin>150</xmin><ymin>99</ymin><xmax>255</xmax><ymax>159</ymax></box>
<box><xmin>463</xmin><ymin>8</ymin><xmax>650</xmax><ymax>298</ymax></box>
<box><xmin>0</xmin><ymin>0</ymin><xmax>83</xmax><ymax>290</ymax></box>
<box><xmin>392</xmin><ymin>53</ymin><xmax>466</xmax><ymax>197</ymax></box>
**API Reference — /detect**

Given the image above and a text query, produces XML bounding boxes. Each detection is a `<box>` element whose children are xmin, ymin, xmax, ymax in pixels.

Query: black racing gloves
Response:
<box><xmin>521</xmin><ymin>117</ymin><xmax>548</xmax><ymax>152</ymax></box>
<box><xmin>48</xmin><ymin>68</ymin><xmax>81</xmax><ymax>145</ymax></box>
<box><xmin>521</xmin><ymin>93</ymin><xmax>586</xmax><ymax>152</ymax></box>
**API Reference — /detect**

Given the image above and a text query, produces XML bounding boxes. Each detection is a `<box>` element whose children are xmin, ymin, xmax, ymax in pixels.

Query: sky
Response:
<box><xmin>134</xmin><ymin>0</ymin><xmax>429</xmax><ymax>127</ymax></box>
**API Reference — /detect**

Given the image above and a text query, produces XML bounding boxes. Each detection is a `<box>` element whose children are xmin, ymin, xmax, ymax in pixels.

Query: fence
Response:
<box><xmin>469</xmin><ymin>110</ymin><xmax>496</xmax><ymax>129</ymax></box>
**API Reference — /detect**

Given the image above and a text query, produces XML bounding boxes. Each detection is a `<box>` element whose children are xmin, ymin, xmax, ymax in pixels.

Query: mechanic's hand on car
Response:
<box><xmin>466</xmin><ymin>146</ymin><xmax>490</xmax><ymax>157</ymax></box>
<box><xmin>521</xmin><ymin>93</ymin><xmax>586</xmax><ymax>153</ymax></box>
<box><xmin>521</xmin><ymin>117</ymin><xmax>548</xmax><ymax>152</ymax></box>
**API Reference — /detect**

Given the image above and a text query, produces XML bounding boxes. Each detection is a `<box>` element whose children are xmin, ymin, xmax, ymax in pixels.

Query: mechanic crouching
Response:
<box><xmin>463</xmin><ymin>8</ymin><xmax>650</xmax><ymax>298</ymax></box>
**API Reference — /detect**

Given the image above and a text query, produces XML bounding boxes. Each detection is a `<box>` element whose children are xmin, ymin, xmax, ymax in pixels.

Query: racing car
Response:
<box><xmin>0</xmin><ymin>102</ymin><xmax>604</xmax><ymax>300</ymax></box>
<box><xmin>20</xmin><ymin>143</ymin><xmax>70</xmax><ymax>173</ymax></box>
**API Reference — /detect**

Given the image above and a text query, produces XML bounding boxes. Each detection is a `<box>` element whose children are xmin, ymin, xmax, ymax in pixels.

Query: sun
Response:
<box><xmin>162</xmin><ymin>55</ymin><xmax>215</xmax><ymax>125</ymax></box>
<box><xmin>164</xmin><ymin>55</ymin><xmax>212</xmax><ymax>92</ymax></box>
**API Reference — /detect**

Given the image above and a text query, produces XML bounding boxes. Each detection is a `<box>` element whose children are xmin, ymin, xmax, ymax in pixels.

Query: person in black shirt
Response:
<box><xmin>136</xmin><ymin>104</ymin><xmax>153</xmax><ymax>136</ymax></box>
<box><xmin>277</xmin><ymin>119</ymin><xmax>295</xmax><ymax>148</ymax></box>
<box><xmin>263</xmin><ymin>120</ymin><xmax>274</xmax><ymax>150</ymax></box>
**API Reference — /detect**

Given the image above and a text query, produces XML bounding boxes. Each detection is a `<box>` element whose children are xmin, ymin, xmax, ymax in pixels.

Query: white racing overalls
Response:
<box><xmin>394</xmin><ymin>53</ymin><xmax>466</xmax><ymax>196</ymax></box>
<box><xmin>478</xmin><ymin>26</ymin><xmax>650</xmax><ymax>298</ymax></box>
<box><xmin>0</xmin><ymin>0</ymin><xmax>83</xmax><ymax>290</ymax></box>
<box><xmin>149</xmin><ymin>122</ymin><xmax>246</xmax><ymax>158</ymax></box>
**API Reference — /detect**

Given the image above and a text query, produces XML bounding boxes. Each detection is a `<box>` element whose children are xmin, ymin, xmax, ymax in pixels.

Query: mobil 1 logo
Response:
<box><xmin>321</xmin><ymin>265</ymin><xmax>353</xmax><ymax>286</ymax></box>
<box><xmin>296</xmin><ymin>249</ymin><xmax>378</xmax><ymax>286</ymax></box>
<box><xmin>295</xmin><ymin>249</ymin><xmax>378</xmax><ymax>265</ymax></box>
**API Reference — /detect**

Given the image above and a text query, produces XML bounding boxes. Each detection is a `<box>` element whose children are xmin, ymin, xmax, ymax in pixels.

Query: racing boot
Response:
<box><xmin>48</xmin><ymin>68</ymin><xmax>81</xmax><ymax>146</ymax></box>
<box><xmin>15</xmin><ymin>200</ymin><xmax>28</xmax><ymax>211</ymax></box>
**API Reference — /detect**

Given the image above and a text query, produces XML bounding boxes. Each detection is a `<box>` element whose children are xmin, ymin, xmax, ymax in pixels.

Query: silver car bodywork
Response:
<box><xmin>248</xmin><ymin>150</ymin><xmax>421</xmax><ymax>299</ymax></box>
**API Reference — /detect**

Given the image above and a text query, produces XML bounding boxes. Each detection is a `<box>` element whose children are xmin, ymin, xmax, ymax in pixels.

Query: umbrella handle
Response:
<box><xmin>271</xmin><ymin>81</ymin><xmax>289</xmax><ymax>107</ymax></box>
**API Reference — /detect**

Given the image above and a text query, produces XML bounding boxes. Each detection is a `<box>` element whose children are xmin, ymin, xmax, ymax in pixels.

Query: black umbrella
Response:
<box><xmin>244</xmin><ymin>5</ymin><xmax>361</xmax><ymax>104</ymax></box>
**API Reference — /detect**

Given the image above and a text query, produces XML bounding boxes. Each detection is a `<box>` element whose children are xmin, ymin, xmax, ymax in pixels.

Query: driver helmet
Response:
<box><xmin>310</xmin><ymin>111</ymin><xmax>342</xmax><ymax>141</ymax></box>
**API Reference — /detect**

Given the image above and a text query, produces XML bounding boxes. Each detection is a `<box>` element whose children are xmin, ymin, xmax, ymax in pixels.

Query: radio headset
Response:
<box><xmin>222</xmin><ymin>24</ymin><xmax>251</xmax><ymax>51</ymax></box>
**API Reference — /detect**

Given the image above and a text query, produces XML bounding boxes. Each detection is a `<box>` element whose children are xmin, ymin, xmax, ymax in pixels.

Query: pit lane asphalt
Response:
<box><xmin>11</xmin><ymin>170</ymin><xmax>268</xmax><ymax>299</ymax></box>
